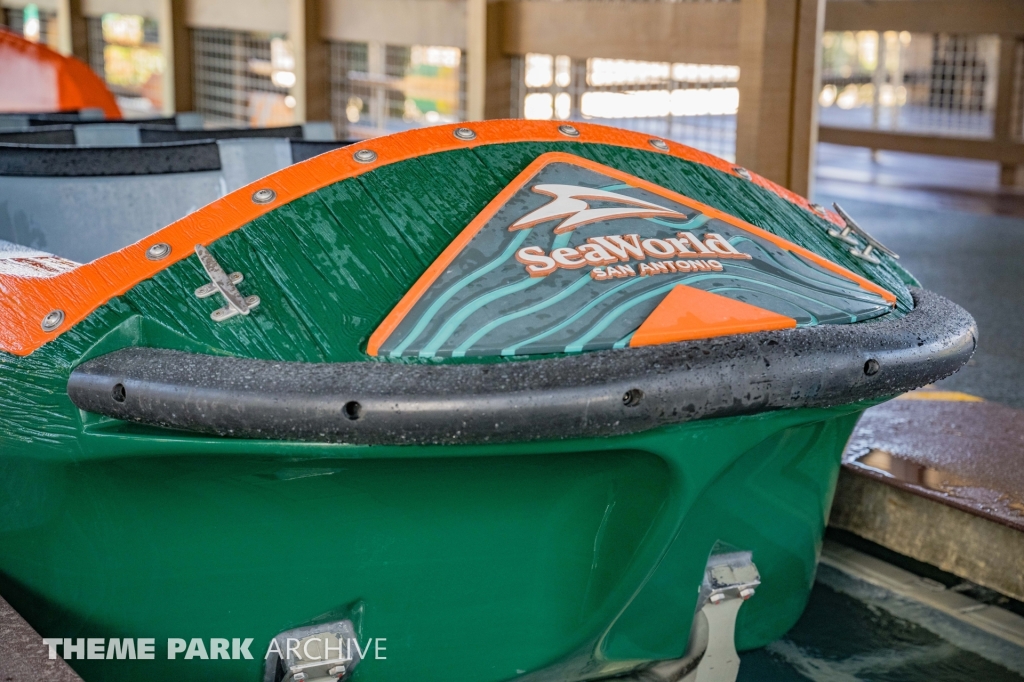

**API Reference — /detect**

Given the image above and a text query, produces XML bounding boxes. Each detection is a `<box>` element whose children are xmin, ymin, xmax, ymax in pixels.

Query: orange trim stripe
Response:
<box><xmin>0</xmin><ymin>120</ymin><xmax>855</xmax><ymax>356</ymax></box>
<box><xmin>367</xmin><ymin>152</ymin><xmax>894</xmax><ymax>356</ymax></box>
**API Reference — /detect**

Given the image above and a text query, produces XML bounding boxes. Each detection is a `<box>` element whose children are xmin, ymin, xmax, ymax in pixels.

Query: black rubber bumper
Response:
<box><xmin>67</xmin><ymin>288</ymin><xmax>976</xmax><ymax>446</ymax></box>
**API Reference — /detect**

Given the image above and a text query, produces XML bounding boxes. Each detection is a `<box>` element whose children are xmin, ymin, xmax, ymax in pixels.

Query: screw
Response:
<box><xmin>733</xmin><ymin>166</ymin><xmax>752</xmax><ymax>180</ymax></box>
<box><xmin>41</xmin><ymin>310</ymin><xmax>64</xmax><ymax>332</ymax></box>
<box><xmin>145</xmin><ymin>242</ymin><xmax>171</xmax><ymax>260</ymax></box>
<box><xmin>864</xmin><ymin>359</ymin><xmax>880</xmax><ymax>376</ymax></box>
<box><xmin>808</xmin><ymin>203</ymin><xmax>825</xmax><ymax>215</ymax></box>
<box><xmin>557</xmin><ymin>124</ymin><xmax>580</xmax><ymax>137</ymax></box>
<box><xmin>622</xmin><ymin>388</ymin><xmax>644</xmax><ymax>407</ymax></box>
<box><xmin>453</xmin><ymin>127</ymin><xmax>476</xmax><ymax>141</ymax></box>
<box><xmin>353</xmin><ymin>149</ymin><xmax>377</xmax><ymax>163</ymax></box>
<box><xmin>251</xmin><ymin>188</ymin><xmax>276</xmax><ymax>204</ymax></box>
<box><xmin>649</xmin><ymin>139</ymin><xmax>669</xmax><ymax>151</ymax></box>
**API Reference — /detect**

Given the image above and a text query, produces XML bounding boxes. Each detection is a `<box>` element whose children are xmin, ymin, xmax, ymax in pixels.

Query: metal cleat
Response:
<box><xmin>264</xmin><ymin>620</ymin><xmax>361</xmax><ymax>682</ymax></box>
<box><xmin>193</xmin><ymin>244</ymin><xmax>260</xmax><ymax>322</ymax></box>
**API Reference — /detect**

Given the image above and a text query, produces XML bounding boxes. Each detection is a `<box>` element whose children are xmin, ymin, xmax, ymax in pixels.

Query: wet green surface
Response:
<box><xmin>0</xmin><ymin>138</ymin><xmax>923</xmax><ymax>682</ymax></box>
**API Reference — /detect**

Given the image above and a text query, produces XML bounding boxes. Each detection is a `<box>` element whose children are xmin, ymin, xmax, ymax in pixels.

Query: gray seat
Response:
<box><xmin>0</xmin><ymin>137</ymin><xmax>350</xmax><ymax>263</ymax></box>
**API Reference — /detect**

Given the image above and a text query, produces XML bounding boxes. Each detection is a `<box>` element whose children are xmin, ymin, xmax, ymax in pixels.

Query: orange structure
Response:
<box><xmin>0</xmin><ymin>29</ymin><xmax>121</xmax><ymax>118</ymax></box>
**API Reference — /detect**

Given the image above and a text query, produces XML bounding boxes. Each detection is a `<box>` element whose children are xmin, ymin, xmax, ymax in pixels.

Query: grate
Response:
<box><xmin>2</xmin><ymin>6</ymin><xmax>55</xmax><ymax>45</ymax></box>
<box><xmin>86</xmin><ymin>16</ymin><xmax>105</xmax><ymax>77</ymax></box>
<box><xmin>192</xmin><ymin>28</ymin><xmax>294</xmax><ymax>127</ymax></box>
<box><xmin>512</xmin><ymin>54</ymin><xmax>739</xmax><ymax>161</ymax></box>
<box><xmin>330</xmin><ymin>40</ymin><xmax>466</xmax><ymax>139</ymax></box>
<box><xmin>820</xmin><ymin>31</ymin><xmax>1000</xmax><ymax>139</ymax></box>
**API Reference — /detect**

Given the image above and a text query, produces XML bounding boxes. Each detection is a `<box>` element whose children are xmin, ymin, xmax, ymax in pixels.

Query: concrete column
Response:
<box><xmin>465</xmin><ymin>0</ymin><xmax>486</xmax><ymax>121</ymax></box>
<box><xmin>289</xmin><ymin>0</ymin><xmax>331</xmax><ymax>124</ymax></box>
<box><xmin>994</xmin><ymin>35</ymin><xmax>1022</xmax><ymax>187</ymax></box>
<box><xmin>55</xmin><ymin>0</ymin><xmax>88</xmax><ymax>60</ymax></box>
<box><xmin>735</xmin><ymin>0</ymin><xmax>826</xmax><ymax>196</ymax></box>
<box><xmin>156</xmin><ymin>0</ymin><xmax>192</xmax><ymax>116</ymax></box>
<box><xmin>483</xmin><ymin>0</ymin><xmax>512</xmax><ymax>119</ymax></box>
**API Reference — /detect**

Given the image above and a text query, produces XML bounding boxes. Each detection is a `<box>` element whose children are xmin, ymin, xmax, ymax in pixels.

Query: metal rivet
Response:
<box><xmin>557</xmin><ymin>124</ymin><xmax>580</xmax><ymax>137</ymax></box>
<box><xmin>145</xmin><ymin>243</ymin><xmax>171</xmax><ymax>260</ymax></box>
<box><xmin>251</xmin><ymin>188</ymin><xmax>276</xmax><ymax>204</ymax></box>
<box><xmin>864</xmin><ymin>359</ymin><xmax>880</xmax><ymax>376</ymax></box>
<box><xmin>353</xmin><ymin>149</ymin><xmax>377</xmax><ymax>163</ymax></box>
<box><xmin>453</xmin><ymin>127</ymin><xmax>476</xmax><ymax>141</ymax></box>
<box><xmin>733</xmin><ymin>166</ymin><xmax>752</xmax><ymax>180</ymax></box>
<box><xmin>41</xmin><ymin>310</ymin><xmax>64</xmax><ymax>332</ymax></box>
<box><xmin>808</xmin><ymin>203</ymin><xmax>825</xmax><ymax>215</ymax></box>
<box><xmin>649</xmin><ymin>138</ymin><xmax>669</xmax><ymax>151</ymax></box>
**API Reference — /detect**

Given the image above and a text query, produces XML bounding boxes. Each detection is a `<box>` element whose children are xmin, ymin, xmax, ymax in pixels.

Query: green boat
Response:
<box><xmin>0</xmin><ymin>120</ymin><xmax>974</xmax><ymax>682</ymax></box>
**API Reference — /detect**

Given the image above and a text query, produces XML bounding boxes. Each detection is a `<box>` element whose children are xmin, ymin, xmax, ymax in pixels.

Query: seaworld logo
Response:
<box><xmin>510</xmin><ymin>184</ymin><xmax>752</xmax><ymax>278</ymax></box>
<box><xmin>510</xmin><ymin>184</ymin><xmax>686</xmax><ymax>233</ymax></box>
<box><xmin>515</xmin><ymin>231</ymin><xmax>751</xmax><ymax>278</ymax></box>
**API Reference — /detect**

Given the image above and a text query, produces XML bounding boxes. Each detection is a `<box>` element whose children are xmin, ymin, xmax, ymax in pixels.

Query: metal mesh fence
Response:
<box><xmin>84</xmin><ymin>14</ymin><xmax>164</xmax><ymax>117</ymax></box>
<box><xmin>2</xmin><ymin>6</ymin><xmax>55</xmax><ymax>45</ymax></box>
<box><xmin>192</xmin><ymin>28</ymin><xmax>294</xmax><ymax>127</ymax></box>
<box><xmin>820</xmin><ymin>31</ymin><xmax>1000</xmax><ymax>139</ymax></box>
<box><xmin>330</xmin><ymin>40</ymin><xmax>466</xmax><ymax>139</ymax></box>
<box><xmin>511</xmin><ymin>54</ymin><xmax>739</xmax><ymax>161</ymax></box>
<box><xmin>86</xmin><ymin>16</ymin><xmax>106</xmax><ymax>77</ymax></box>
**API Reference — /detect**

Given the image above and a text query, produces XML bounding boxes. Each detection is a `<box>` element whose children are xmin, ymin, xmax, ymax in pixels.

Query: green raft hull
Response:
<box><xmin>1</xmin><ymin>403</ymin><xmax>863</xmax><ymax>682</ymax></box>
<box><xmin>0</xmin><ymin>122</ymin><xmax>971</xmax><ymax>681</ymax></box>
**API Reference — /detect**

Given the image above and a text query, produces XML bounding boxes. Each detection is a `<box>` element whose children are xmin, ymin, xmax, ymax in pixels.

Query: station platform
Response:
<box><xmin>832</xmin><ymin>392</ymin><xmax>1024</xmax><ymax>602</ymax></box>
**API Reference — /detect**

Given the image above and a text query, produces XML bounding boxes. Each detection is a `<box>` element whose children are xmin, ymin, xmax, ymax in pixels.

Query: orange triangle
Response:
<box><xmin>630</xmin><ymin>285</ymin><xmax>796</xmax><ymax>347</ymax></box>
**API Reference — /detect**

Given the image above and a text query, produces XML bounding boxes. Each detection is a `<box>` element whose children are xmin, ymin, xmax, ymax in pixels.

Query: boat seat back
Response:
<box><xmin>0</xmin><ymin>137</ymin><xmax>352</xmax><ymax>263</ymax></box>
<box><xmin>0</xmin><ymin>163</ymin><xmax>224</xmax><ymax>263</ymax></box>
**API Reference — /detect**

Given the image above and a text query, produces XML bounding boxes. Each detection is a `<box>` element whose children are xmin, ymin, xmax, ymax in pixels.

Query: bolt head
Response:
<box><xmin>41</xmin><ymin>309</ymin><xmax>64</xmax><ymax>332</ymax></box>
<box><xmin>649</xmin><ymin>138</ymin><xmax>669</xmax><ymax>151</ymax></box>
<box><xmin>453</xmin><ymin>127</ymin><xmax>476</xmax><ymax>141</ymax></box>
<box><xmin>251</xmin><ymin>188</ymin><xmax>276</xmax><ymax>204</ymax></box>
<box><xmin>733</xmin><ymin>166</ymin><xmax>752</xmax><ymax>181</ymax></box>
<box><xmin>145</xmin><ymin>242</ymin><xmax>171</xmax><ymax>260</ymax></box>
<box><xmin>557</xmin><ymin>124</ymin><xmax>580</xmax><ymax>137</ymax></box>
<box><xmin>353</xmin><ymin>149</ymin><xmax>378</xmax><ymax>163</ymax></box>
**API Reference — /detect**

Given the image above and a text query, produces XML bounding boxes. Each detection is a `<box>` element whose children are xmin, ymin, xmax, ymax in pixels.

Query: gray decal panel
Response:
<box><xmin>377</xmin><ymin>157</ymin><xmax>892</xmax><ymax>358</ymax></box>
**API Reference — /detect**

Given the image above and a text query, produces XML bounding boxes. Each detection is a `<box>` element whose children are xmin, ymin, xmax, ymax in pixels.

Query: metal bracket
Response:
<box><xmin>193</xmin><ymin>244</ymin><xmax>260</xmax><ymax>322</ymax></box>
<box><xmin>831</xmin><ymin>203</ymin><xmax>900</xmax><ymax>264</ymax></box>
<box><xmin>692</xmin><ymin>551</ymin><xmax>760</xmax><ymax>682</ymax></box>
<box><xmin>264</xmin><ymin>620</ymin><xmax>361</xmax><ymax>682</ymax></box>
<box><xmin>616</xmin><ymin>551</ymin><xmax>760</xmax><ymax>682</ymax></box>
